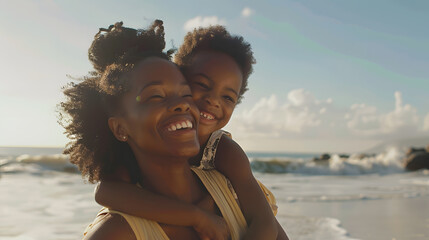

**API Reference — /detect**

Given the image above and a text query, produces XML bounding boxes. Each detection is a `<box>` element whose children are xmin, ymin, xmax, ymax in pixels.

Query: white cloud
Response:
<box><xmin>227</xmin><ymin>89</ymin><xmax>425</xmax><ymax>145</ymax></box>
<box><xmin>183</xmin><ymin>16</ymin><xmax>227</xmax><ymax>31</ymax></box>
<box><xmin>241</xmin><ymin>7</ymin><xmax>254</xmax><ymax>17</ymax></box>
<box><xmin>424</xmin><ymin>113</ymin><xmax>429</xmax><ymax>131</ymax></box>
<box><xmin>228</xmin><ymin>89</ymin><xmax>333</xmax><ymax>138</ymax></box>
<box><xmin>345</xmin><ymin>91</ymin><xmax>419</xmax><ymax>137</ymax></box>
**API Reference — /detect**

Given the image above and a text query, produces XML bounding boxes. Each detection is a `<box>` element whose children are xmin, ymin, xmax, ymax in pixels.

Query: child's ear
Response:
<box><xmin>108</xmin><ymin>117</ymin><xmax>128</xmax><ymax>142</ymax></box>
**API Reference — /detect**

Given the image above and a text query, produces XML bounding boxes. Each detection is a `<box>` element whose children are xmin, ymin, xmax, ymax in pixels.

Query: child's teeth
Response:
<box><xmin>175</xmin><ymin>123</ymin><xmax>182</xmax><ymax>129</ymax></box>
<box><xmin>171</xmin><ymin>125</ymin><xmax>177</xmax><ymax>131</ymax></box>
<box><xmin>186</xmin><ymin>121</ymin><xmax>192</xmax><ymax>128</ymax></box>
<box><xmin>181</xmin><ymin>122</ymin><xmax>187</xmax><ymax>128</ymax></box>
<box><xmin>200</xmin><ymin>112</ymin><xmax>213</xmax><ymax>119</ymax></box>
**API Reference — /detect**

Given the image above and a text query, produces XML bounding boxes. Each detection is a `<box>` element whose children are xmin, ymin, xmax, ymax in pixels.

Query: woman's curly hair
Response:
<box><xmin>174</xmin><ymin>25</ymin><xmax>255</xmax><ymax>103</ymax></box>
<box><xmin>59</xmin><ymin>20</ymin><xmax>171</xmax><ymax>183</ymax></box>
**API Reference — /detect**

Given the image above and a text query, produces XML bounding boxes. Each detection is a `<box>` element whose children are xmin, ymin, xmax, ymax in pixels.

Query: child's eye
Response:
<box><xmin>183</xmin><ymin>94</ymin><xmax>193</xmax><ymax>98</ymax></box>
<box><xmin>224</xmin><ymin>96</ymin><xmax>236</xmax><ymax>103</ymax></box>
<box><xmin>196</xmin><ymin>82</ymin><xmax>209</xmax><ymax>89</ymax></box>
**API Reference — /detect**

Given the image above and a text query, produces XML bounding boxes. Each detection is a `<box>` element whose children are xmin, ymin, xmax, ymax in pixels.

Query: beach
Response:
<box><xmin>267</xmin><ymin>173</ymin><xmax>429</xmax><ymax>240</ymax></box>
<box><xmin>1</xmin><ymin>147</ymin><xmax>429</xmax><ymax>240</ymax></box>
<box><xmin>285</xmin><ymin>196</ymin><xmax>429</xmax><ymax>240</ymax></box>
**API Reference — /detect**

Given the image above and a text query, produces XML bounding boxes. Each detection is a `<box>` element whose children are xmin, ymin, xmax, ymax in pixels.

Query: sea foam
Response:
<box><xmin>250</xmin><ymin>147</ymin><xmax>406</xmax><ymax>175</ymax></box>
<box><xmin>0</xmin><ymin>154</ymin><xmax>77</xmax><ymax>174</ymax></box>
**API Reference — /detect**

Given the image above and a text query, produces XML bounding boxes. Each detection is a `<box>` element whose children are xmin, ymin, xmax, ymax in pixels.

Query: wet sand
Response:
<box><xmin>282</xmin><ymin>196</ymin><xmax>429</xmax><ymax>240</ymax></box>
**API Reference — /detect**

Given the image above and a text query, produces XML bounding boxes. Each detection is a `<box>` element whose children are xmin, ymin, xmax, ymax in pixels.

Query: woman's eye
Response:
<box><xmin>183</xmin><ymin>94</ymin><xmax>193</xmax><ymax>98</ymax></box>
<box><xmin>148</xmin><ymin>95</ymin><xmax>164</xmax><ymax>100</ymax></box>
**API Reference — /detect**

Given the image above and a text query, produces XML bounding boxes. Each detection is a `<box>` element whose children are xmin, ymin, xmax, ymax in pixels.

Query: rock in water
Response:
<box><xmin>406</xmin><ymin>147</ymin><xmax>426</xmax><ymax>157</ymax></box>
<box><xmin>405</xmin><ymin>152</ymin><xmax>429</xmax><ymax>171</ymax></box>
<box><xmin>313</xmin><ymin>153</ymin><xmax>331</xmax><ymax>162</ymax></box>
<box><xmin>356</xmin><ymin>153</ymin><xmax>376</xmax><ymax>160</ymax></box>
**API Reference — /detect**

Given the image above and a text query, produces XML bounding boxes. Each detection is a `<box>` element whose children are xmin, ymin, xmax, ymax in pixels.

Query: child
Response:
<box><xmin>95</xmin><ymin>25</ymin><xmax>288</xmax><ymax>240</ymax></box>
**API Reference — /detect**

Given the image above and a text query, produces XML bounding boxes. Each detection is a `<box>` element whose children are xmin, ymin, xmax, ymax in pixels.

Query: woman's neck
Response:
<box><xmin>198</xmin><ymin>133</ymin><xmax>211</xmax><ymax>147</ymax></box>
<box><xmin>134</xmin><ymin>152</ymin><xmax>203</xmax><ymax>203</ymax></box>
<box><xmin>188</xmin><ymin>133</ymin><xmax>212</xmax><ymax>166</ymax></box>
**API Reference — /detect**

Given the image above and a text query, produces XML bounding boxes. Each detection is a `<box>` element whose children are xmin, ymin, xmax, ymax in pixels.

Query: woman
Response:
<box><xmin>60</xmin><ymin>21</ymin><xmax>246</xmax><ymax>239</ymax></box>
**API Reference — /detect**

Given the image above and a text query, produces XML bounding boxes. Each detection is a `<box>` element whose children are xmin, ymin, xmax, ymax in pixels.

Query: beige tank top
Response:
<box><xmin>84</xmin><ymin>167</ymin><xmax>247</xmax><ymax>240</ymax></box>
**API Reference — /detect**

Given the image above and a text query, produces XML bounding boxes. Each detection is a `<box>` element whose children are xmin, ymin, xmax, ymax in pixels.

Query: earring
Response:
<box><xmin>122</xmin><ymin>135</ymin><xmax>127</xmax><ymax>141</ymax></box>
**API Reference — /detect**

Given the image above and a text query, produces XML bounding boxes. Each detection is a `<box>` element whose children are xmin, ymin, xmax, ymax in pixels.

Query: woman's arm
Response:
<box><xmin>215</xmin><ymin>136</ymin><xmax>289</xmax><ymax>240</ymax></box>
<box><xmin>95</xmin><ymin>181</ymin><xmax>229</xmax><ymax>240</ymax></box>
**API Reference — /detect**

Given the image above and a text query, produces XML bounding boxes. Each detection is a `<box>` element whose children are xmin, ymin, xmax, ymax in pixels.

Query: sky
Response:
<box><xmin>0</xmin><ymin>0</ymin><xmax>428</xmax><ymax>153</ymax></box>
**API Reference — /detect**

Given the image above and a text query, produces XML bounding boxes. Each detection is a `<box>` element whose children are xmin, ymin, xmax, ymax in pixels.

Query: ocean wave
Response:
<box><xmin>0</xmin><ymin>147</ymin><xmax>416</xmax><ymax>176</ymax></box>
<box><xmin>250</xmin><ymin>148</ymin><xmax>406</xmax><ymax>175</ymax></box>
<box><xmin>0</xmin><ymin>154</ymin><xmax>78</xmax><ymax>174</ymax></box>
<box><xmin>278</xmin><ymin>215</ymin><xmax>359</xmax><ymax>240</ymax></box>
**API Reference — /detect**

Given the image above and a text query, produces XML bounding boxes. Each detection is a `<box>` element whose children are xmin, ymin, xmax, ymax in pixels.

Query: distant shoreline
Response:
<box><xmin>0</xmin><ymin>146</ymin><xmax>320</xmax><ymax>160</ymax></box>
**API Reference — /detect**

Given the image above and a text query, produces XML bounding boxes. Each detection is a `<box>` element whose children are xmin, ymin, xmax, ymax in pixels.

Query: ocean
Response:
<box><xmin>1</xmin><ymin>146</ymin><xmax>428</xmax><ymax>240</ymax></box>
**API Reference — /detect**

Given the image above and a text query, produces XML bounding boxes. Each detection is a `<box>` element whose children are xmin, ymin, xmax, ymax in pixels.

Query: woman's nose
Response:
<box><xmin>168</xmin><ymin>97</ymin><xmax>191</xmax><ymax>112</ymax></box>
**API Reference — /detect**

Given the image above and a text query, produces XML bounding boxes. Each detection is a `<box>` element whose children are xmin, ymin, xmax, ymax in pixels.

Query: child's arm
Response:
<box><xmin>215</xmin><ymin>136</ymin><xmax>289</xmax><ymax>240</ymax></box>
<box><xmin>95</xmin><ymin>180</ymin><xmax>229</xmax><ymax>240</ymax></box>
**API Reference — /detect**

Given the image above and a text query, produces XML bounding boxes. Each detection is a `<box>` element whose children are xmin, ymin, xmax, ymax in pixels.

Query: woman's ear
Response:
<box><xmin>108</xmin><ymin>117</ymin><xmax>128</xmax><ymax>142</ymax></box>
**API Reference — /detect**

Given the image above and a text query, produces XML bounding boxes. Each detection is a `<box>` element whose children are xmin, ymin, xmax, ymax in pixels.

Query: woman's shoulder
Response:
<box><xmin>84</xmin><ymin>208</ymin><xmax>169</xmax><ymax>240</ymax></box>
<box><xmin>83</xmin><ymin>210</ymin><xmax>136</xmax><ymax>240</ymax></box>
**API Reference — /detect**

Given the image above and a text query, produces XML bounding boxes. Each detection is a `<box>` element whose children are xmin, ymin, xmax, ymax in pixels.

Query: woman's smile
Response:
<box><xmin>161</xmin><ymin>115</ymin><xmax>197</xmax><ymax>139</ymax></box>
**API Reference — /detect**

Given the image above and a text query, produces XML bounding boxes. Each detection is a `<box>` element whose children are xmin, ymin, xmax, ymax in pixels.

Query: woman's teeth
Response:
<box><xmin>167</xmin><ymin>120</ymin><xmax>193</xmax><ymax>132</ymax></box>
<box><xmin>200</xmin><ymin>112</ymin><xmax>214</xmax><ymax>120</ymax></box>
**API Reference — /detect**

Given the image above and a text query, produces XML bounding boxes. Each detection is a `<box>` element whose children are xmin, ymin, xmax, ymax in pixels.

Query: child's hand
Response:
<box><xmin>194</xmin><ymin>210</ymin><xmax>229</xmax><ymax>240</ymax></box>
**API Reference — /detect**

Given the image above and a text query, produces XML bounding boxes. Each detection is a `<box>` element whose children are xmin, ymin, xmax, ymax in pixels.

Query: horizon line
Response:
<box><xmin>0</xmin><ymin>145</ymin><xmax>65</xmax><ymax>148</ymax></box>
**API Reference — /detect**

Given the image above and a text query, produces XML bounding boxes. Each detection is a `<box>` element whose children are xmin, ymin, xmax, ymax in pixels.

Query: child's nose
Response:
<box><xmin>204</xmin><ymin>94</ymin><xmax>220</xmax><ymax>108</ymax></box>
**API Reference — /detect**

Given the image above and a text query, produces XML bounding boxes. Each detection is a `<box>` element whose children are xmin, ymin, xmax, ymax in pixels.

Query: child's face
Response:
<box><xmin>185</xmin><ymin>51</ymin><xmax>243</xmax><ymax>139</ymax></box>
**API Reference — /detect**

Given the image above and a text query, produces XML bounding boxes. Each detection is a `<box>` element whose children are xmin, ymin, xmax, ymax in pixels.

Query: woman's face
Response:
<box><xmin>185</xmin><ymin>51</ymin><xmax>243</xmax><ymax>139</ymax></box>
<box><xmin>118</xmin><ymin>57</ymin><xmax>200</xmax><ymax>159</ymax></box>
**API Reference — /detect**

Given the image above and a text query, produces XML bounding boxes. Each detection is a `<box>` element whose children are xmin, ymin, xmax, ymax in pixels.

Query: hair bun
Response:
<box><xmin>88</xmin><ymin>20</ymin><xmax>166</xmax><ymax>73</ymax></box>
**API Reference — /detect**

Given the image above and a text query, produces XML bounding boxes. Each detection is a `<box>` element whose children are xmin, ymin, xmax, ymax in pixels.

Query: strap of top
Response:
<box><xmin>191</xmin><ymin>167</ymin><xmax>247</xmax><ymax>240</ymax></box>
<box><xmin>199</xmin><ymin>130</ymin><xmax>231</xmax><ymax>170</ymax></box>
<box><xmin>84</xmin><ymin>207</ymin><xmax>169</xmax><ymax>240</ymax></box>
<box><xmin>197</xmin><ymin>129</ymin><xmax>277</xmax><ymax>215</ymax></box>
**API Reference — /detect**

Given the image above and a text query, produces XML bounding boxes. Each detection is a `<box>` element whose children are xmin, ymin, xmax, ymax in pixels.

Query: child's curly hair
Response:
<box><xmin>59</xmin><ymin>20</ymin><xmax>171</xmax><ymax>183</ymax></box>
<box><xmin>174</xmin><ymin>25</ymin><xmax>255</xmax><ymax>103</ymax></box>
